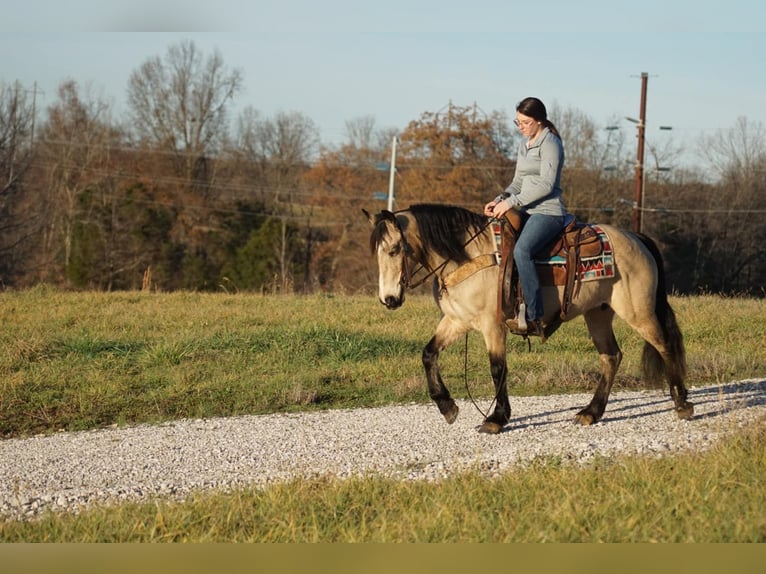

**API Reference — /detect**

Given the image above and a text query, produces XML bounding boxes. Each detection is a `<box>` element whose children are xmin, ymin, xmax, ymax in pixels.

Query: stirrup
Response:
<box><xmin>505</xmin><ymin>317</ymin><xmax>547</xmax><ymax>342</ymax></box>
<box><xmin>517</xmin><ymin>305</ymin><xmax>528</xmax><ymax>331</ymax></box>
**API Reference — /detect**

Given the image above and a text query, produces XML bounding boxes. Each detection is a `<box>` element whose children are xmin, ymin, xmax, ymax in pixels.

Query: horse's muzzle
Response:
<box><xmin>382</xmin><ymin>295</ymin><xmax>403</xmax><ymax>310</ymax></box>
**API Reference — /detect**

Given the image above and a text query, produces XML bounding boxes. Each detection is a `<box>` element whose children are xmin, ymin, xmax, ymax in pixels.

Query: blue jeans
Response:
<box><xmin>513</xmin><ymin>213</ymin><xmax>565</xmax><ymax>322</ymax></box>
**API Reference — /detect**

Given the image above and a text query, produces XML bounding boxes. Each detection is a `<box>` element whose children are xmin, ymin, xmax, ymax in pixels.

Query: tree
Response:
<box><xmin>396</xmin><ymin>102</ymin><xmax>516</xmax><ymax>207</ymax></box>
<box><xmin>343</xmin><ymin>115</ymin><xmax>397</xmax><ymax>158</ymax></box>
<box><xmin>233</xmin><ymin>107</ymin><xmax>319</xmax><ymax>205</ymax></box>
<box><xmin>127</xmin><ymin>39</ymin><xmax>243</xmax><ymax>187</ymax></box>
<box><xmin>220</xmin><ymin>216</ymin><xmax>304</xmax><ymax>293</ymax></box>
<box><xmin>35</xmin><ymin>80</ymin><xmax>121</xmax><ymax>285</ymax></box>
<box><xmin>0</xmin><ymin>81</ymin><xmax>37</xmax><ymax>284</ymax></box>
<box><xmin>65</xmin><ymin>181</ymin><xmax>176</xmax><ymax>290</ymax></box>
<box><xmin>0</xmin><ymin>82</ymin><xmax>36</xmax><ymax>202</ymax></box>
<box><xmin>697</xmin><ymin>117</ymin><xmax>766</xmax><ymax>184</ymax></box>
<box><xmin>301</xmin><ymin>117</ymin><xmax>393</xmax><ymax>292</ymax></box>
<box><xmin>666</xmin><ymin>117</ymin><xmax>766</xmax><ymax>294</ymax></box>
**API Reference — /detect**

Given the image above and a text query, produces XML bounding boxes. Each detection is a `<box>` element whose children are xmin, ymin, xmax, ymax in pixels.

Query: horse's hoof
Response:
<box><xmin>574</xmin><ymin>411</ymin><xmax>596</xmax><ymax>426</ymax></box>
<box><xmin>478</xmin><ymin>421</ymin><xmax>503</xmax><ymax>434</ymax></box>
<box><xmin>676</xmin><ymin>402</ymin><xmax>694</xmax><ymax>420</ymax></box>
<box><xmin>443</xmin><ymin>402</ymin><xmax>459</xmax><ymax>425</ymax></box>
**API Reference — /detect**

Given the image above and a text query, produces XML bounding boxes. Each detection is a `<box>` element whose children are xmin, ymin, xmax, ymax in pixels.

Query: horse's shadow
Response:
<box><xmin>500</xmin><ymin>380</ymin><xmax>766</xmax><ymax>432</ymax></box>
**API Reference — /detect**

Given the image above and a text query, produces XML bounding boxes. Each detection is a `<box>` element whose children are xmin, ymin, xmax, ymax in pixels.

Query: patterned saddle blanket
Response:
<box><xmin>494</xmin><ymin>214</ymin><xmax>615</xmax><ymax>322</ymax></box>
<box><xmin>535</xmin><ymin>224</ymin><xmax>615</xmax><ymax>286</ymax></box>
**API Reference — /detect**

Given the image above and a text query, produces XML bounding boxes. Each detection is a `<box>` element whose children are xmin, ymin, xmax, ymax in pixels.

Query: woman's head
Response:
<box><xmin>515</xmin><ymin>97</ymin><xmax>560</xmax><ymax>139</ymax></box>
<box><xmin>516</xmin><ymin>97</ymin><xmax>548</xmax><ymax>122</ymax></box>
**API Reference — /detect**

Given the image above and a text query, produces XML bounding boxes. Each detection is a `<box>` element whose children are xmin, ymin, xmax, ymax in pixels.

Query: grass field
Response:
<box><xmin>2</xmin><ymin>286</ymin><xmax>764</xmax><ymax>438</ymax></box>
<box><xmin>0</xmin><ymin>287</ymin><xmax>764</xmax><ymax>541</ymax></box>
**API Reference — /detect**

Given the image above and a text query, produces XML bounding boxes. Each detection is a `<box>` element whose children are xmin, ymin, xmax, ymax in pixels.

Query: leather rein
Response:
<box><xmin>396</xmin><ymin>218</ymin><xmax>494</xmax><ymax>291</ymax></box>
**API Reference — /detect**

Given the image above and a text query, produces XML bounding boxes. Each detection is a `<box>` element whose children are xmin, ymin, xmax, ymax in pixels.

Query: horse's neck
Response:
<box><xmin>412</xmin><ymin>226</ymin><xmax>493</xmax><ymax>271</ymax></box>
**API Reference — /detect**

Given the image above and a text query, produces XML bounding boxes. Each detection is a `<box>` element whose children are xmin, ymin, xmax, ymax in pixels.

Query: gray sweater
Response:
<box><xmin>498</xmin><ymin>127</ymin><xmax>566</xmax><ymax>217</ymax></box>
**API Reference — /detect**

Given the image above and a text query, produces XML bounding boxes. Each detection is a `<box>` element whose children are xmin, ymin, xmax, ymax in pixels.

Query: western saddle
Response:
<box><xmin>495</xmin><ymin>209</ymin><xmax>603</xmax><ymax>335</ymax></box>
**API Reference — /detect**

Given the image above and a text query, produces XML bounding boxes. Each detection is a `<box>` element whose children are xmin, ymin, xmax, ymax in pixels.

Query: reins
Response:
<box><xmin>461</xmin><ymin>332</ymin><xmax>499</xmax><ymax>420</ymax></box>
<box><xmin>399</xmin><ymin>219</ymin><xmax>493</xmax><ymax>290</ymax></box>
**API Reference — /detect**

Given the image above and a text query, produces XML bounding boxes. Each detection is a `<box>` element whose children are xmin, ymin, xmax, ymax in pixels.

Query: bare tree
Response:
<box><xmin>343</xmin><ymin>115</ymin><xmax>399</xmax><ymax>165</ymax></box>
<box><xmin>551</xmin><ymin>104</ymin><xmax>602</xmax><ymax>170</ymax></box>
<box><xmin>0</xmin><ymin>82</ymin><xmax>36</xmax><ymax>201</ymax></box>
<box><xmin>344</xmin><ymin>115</ymin><xmax>377</xmax><ymax>151</ymax></box>
<box><xmin>697</xmin><ymin>116</ymin><xmax>766</xmax><ymax>186</ymax></box>
<box><xmin>234</xmin><ymin>107</ymin><xmax>319</xmax><ymax>203</ymax></box>
<box><xmin>35</xmin><ymin>80</ymin><xmax>119</xmax><ymax>284</ymax></box>
<box><xmin>653</xmin><ymin>117</ymin><xmax>766</xmax><ymax>294</ymax></box>
<box><xmin>0</xmin><ymin>81</ymin><xmax>37</xmax><ymax>283</ymax></box>
<box><xmin>127</xmin><ymin>39</ymin><xmax>243</xmax><ymax>187</ymax></box>
<box><xmin>253</xmin><ymin>110</ymin><xmax>319</xmax><ymax>166</ymax></box>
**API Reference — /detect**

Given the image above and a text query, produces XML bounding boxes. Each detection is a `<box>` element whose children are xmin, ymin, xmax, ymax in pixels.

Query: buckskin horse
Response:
<box><xmin>364</xmin><ymin>203</ymin><xmax>693</xmax><ymax>434</ymax></box>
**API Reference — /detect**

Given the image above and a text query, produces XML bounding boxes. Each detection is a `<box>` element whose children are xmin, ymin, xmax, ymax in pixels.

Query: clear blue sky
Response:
<box><xmin>3</xmin><ymin>2</ymin><xmax>765</xmax><ymax>168</ymax></box>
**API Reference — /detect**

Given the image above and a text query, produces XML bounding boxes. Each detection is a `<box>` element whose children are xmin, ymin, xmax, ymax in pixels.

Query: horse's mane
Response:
<box><xmin>408</xmin><ymin>204</ymin><xmax>487</xmax><ymax>264</ymax></box>
<box><xmin>369</xmin><ymin>210</ymin><xmax>398</xmax><ymax>255</ymax></box>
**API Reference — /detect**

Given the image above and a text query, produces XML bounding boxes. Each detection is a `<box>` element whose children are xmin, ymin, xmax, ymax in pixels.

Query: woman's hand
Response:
<box><xmin>484</xmin><ymin>199</ymin><xmax>511</xmax><ymax>218</ymax></box>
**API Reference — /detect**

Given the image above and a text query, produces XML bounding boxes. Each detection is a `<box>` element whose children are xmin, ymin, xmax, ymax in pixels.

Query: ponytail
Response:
<box><xmin>543</xmin><ymin>119</ymin><xmax>562</xmax><ymax>141</ymax></box>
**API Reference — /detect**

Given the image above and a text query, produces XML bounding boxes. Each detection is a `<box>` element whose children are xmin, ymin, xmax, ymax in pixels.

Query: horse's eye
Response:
<box><xmin>389</xmin><ymin>243</ymin><xmax>402</xmax><ymax>256</ymax></box>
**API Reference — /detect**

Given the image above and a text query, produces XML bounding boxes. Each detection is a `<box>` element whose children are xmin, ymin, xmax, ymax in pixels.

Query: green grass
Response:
<box><xmin>1</xmin><ymin>286</ymin><xmax>764</xmax><ymax>437</ymax></box>
<box><xmin>1</xmin><ymin>420</ymin><xmax>763</xmax><ymax>542</ymax></box>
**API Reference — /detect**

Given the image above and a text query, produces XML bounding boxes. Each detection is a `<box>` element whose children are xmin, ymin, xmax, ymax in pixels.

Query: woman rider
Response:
<box><xmin>484</xmin><ymin>97</ymin><xmax>567</xmax><ymax>337</ymax></box>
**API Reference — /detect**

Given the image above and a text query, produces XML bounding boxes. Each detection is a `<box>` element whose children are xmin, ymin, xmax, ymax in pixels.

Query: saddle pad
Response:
<box><xmin>535</xmin><ymin>224</ymin><xmax>615</xmax><ymax>282</ymax></box>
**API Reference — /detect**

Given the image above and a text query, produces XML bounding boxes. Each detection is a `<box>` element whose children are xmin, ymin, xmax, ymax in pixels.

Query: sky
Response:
<box><xmin>2</xmin><ymin>1</ymin><xmax>765</xmax><ymax>169</ymax></box>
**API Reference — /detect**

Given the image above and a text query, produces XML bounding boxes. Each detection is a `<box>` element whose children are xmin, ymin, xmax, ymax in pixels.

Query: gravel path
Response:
<box><xmin>1</xmin><ymin>379</ymin><xmax>764</xmax><ymax>521</ymax></box>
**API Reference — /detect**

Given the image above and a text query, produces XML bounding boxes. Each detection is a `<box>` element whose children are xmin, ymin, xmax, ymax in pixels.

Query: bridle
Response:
<box><xmin>390</xmin><ymin>215</ymin><xmax>493</xmax><ymax>291</ymax></box>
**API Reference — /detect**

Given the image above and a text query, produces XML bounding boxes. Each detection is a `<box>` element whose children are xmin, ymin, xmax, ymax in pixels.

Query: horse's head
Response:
<box><xmin>364</xmin><ymin>209</ymin><xmax>410</xmax><ymax>310</ymax></box>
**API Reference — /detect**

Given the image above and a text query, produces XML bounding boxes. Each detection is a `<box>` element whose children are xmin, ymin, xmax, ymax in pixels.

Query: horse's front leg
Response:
<box><xmin>478</xmin><ymin>324</ymin><xmax>511</xmax><ymax>434</ymax></box>
<box><xmin>422</xmin><ymin>317</ymin><xmax>463</xmax><ymax>424</ymax></box>
<box><xmin>422</xmin><ymin>336</ymin><xmax>459</xmax><ymax>424</ymax></box>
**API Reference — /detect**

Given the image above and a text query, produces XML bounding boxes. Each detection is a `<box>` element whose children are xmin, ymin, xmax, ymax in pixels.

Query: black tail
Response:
<box><xmin>635</xmin><ymin>233</ymin><xmax>687</xmax><ymax>386</ymax></box>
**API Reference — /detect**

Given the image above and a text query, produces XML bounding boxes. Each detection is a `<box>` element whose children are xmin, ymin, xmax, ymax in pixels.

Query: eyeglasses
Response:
<box><xmin>514</xmin><ymin>117</ymin><xmax>535</xmax><ymax>128</ymax></box>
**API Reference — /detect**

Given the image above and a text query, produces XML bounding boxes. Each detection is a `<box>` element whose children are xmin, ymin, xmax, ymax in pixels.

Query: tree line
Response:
<box><xmin>1</xmin><ymin>40</ymin><xmax>764</xmax><ymax>296</ymax></box>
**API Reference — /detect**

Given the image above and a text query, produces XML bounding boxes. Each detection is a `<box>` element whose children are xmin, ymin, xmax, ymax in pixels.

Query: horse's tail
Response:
<box><xmin>635</xmin><ymin>233</ymin><xmax>687</xmax><ymax>386</ymax></box>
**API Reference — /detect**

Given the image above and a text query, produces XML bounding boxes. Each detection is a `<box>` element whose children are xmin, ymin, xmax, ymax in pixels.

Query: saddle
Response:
<box><xmin>495</xmin><ymin>210</ymin><xmax>604</xmax><ymax>325</ymax></box>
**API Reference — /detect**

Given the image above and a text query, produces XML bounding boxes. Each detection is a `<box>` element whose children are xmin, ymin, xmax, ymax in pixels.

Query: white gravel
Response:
<box><xmin>1</xmin><ymin>379</ymin><xmax>764</xmax><ymax>521</ymax></box>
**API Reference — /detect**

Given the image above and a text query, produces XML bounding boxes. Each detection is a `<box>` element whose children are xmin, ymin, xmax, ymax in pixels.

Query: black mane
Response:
<box><xmin>408</xmin><ymin>204</ymin><xmax>486</xmax><ymax>264</ymax></box>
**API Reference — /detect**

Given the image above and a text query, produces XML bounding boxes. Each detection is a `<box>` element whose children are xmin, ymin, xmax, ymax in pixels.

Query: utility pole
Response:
<box><xmin>631</xmin><ymin>72</ymin><xmax>648</xmax><ymax>234</ymax></box>
<box><xmin>387</xmin><ymin>136</ymin><xmax>398</xmax><ymax>212</ymax></box>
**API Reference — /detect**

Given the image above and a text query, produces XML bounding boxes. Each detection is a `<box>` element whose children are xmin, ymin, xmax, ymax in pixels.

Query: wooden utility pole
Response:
<box><xmin>632</xmin><ymin>72</ymin><xmax>648</xmax><ymax>234</ymax></box>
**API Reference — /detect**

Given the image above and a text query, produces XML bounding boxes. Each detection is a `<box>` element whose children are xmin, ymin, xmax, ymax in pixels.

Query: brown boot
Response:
<box><xmin>504</xmin><ymin>317</ymin><xmax>526</xmax><ymax>335</ymax></box>
<box><xmin>526</xmin><ymin>320</ymin><xmax>547</xmax><ymax>341</ymax></box>
<box><xmin>505</xmin><ymin>317</ymin><xmax>547</xmax><ymax>341</ymax></box>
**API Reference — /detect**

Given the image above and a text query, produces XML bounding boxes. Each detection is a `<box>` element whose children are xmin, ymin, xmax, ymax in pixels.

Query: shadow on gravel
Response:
<box><xmin>505</xmin><ymin>380</ymin><xmax>766</xmax><ymax>430</ymax></box>
<box><xmin>684</xmin><ymin>380</ymin><xmax>766</xmax><ymax>421</ymax></box>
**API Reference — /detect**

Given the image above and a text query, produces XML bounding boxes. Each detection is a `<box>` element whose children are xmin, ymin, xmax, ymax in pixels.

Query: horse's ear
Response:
<box><xmin>362</xmin><ymin>208</ymin><xmax>374</xmax><ymax>226</ymax></box>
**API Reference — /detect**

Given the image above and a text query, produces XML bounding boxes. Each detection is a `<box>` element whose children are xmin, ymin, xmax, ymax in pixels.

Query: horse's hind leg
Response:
<box><xmin>576</xmin><ymin>306</ymin><xmax>623</xmax><ymax>425</ymax></box>
<box><xmin>636</xmin><ymin>316</ymin><xmax>694</xmax><ymax>420</ymax></box>
<box><xmin>615</xmin><ymin>305</ymin><xmax>693</xmax><ymax>419</ymax></box>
